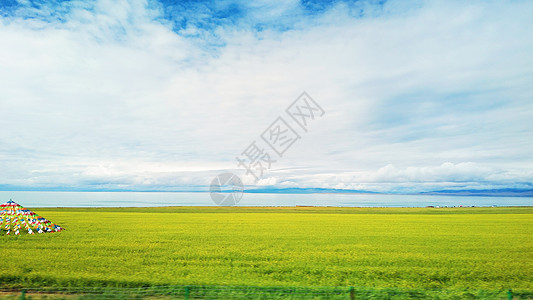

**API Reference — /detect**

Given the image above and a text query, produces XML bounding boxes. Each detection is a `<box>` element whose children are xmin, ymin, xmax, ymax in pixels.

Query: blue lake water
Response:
<box><xmin>0</xmin><ymin>191</ymin><xmax>531</xmax><ymax>207</ymax></box>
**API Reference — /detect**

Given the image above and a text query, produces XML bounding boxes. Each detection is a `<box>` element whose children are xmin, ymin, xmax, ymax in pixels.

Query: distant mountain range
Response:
<box><xmin>419</xmin><ymin>188</ymin><xmax>533</xmax><ymax>197</ymax></box>
<box><xmin>1</xmin><ymin>185</ymin><xmax>532</xmax><ymax>197</ymax></box>
<box><xmin>244</xmin><ymin>187</ymin><xmax>533</xmax><ymax>197</ymax></box>
<box><xmin>243</xmin><ymin>187</ymin><xmax>378</xmax><ymax>194</ymax></box>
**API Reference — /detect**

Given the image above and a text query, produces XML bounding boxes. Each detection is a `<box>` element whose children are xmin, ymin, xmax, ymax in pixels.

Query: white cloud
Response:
<box><xmin>0</xmin><ymin>0</ymin><xmax>532</xmax><ymax>192</ymax></box>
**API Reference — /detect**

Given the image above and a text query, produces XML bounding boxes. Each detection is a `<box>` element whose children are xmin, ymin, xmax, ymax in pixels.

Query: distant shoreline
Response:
<box><xmin>29</xmin><ymin>205</ymin><xmax>533</xmax><ymax>211</ymax></box>
<box><xmin>4</xmin><ymin>191</ymin><xmax>531</xmax><ymax>208</ymax></box>
<box><xmin>1</xmin><ymin>187</ymin><xmax>532</xmax><ymax>197</ymax></box>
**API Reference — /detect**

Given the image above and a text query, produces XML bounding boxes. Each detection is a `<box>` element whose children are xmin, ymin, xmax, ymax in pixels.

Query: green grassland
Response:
<box><xmin>1</xmin><ymin>206</ymin><xmax>532</xmax><ymax>298</ymax></box>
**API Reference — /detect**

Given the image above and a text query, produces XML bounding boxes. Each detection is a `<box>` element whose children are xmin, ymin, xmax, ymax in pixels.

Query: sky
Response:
<box><xmin>0</xmin><ymin>0</ymin><xmax>532</xmax><ymax>193</ymax></box>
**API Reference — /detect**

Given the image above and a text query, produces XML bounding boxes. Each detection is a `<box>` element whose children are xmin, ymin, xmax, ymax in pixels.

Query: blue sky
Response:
<box><xmin>0</xmin><ymin>0</ymin><xmax>532</xmax><ymax>193</ymax></box>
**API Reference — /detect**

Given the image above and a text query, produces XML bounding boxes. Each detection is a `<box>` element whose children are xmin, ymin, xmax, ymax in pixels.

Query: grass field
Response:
<box><xmin>1</xmin><ymin>206</ymin><xmax>532</xmax><ymax>298</ymax></box>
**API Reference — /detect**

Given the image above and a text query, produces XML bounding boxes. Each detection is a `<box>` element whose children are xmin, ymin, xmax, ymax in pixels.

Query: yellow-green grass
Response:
<box><xmin>1</xmin><ymin>206</ymin><xmax>532</xmax><ymax>296</ymax></box>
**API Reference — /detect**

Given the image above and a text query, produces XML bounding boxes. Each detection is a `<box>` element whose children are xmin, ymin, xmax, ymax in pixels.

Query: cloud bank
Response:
<box><xmin>1</xmin><ymin>0</ymin><xmax>532</xmax><ymax>193</ymax></box>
